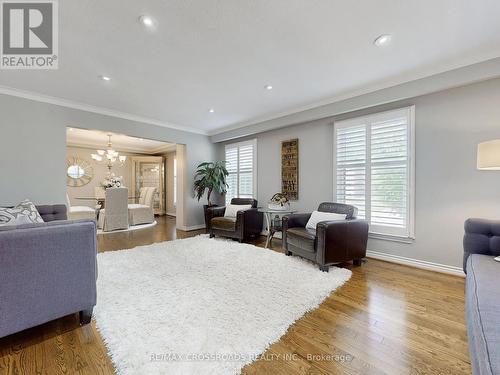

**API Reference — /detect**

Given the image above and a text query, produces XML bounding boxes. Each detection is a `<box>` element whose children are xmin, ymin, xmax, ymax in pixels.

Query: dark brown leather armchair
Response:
<box><xmin>282</xmin><ymin>202</ymin><xmax>368</xmax><ymax>272</ymax></box>
<box><xmin>207</xmin><ymin>198</ymin><xmax>263</xmax><ymax>242</ymax></box>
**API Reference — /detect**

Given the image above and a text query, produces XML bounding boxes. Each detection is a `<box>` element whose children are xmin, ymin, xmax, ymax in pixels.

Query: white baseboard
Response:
<box><xmin>166</xmin><ymin>212</ymin><xmax>177</xmax><ymax>217</ymax></box>
<box><xmin>366</xmin><ymin>250</ymin><xmax>465</xmax><ymax>277</ymax></box>
<box><xmin>178</xmin><ymin>224</ymin><xmax>205</xmax><ymax>231</ymax></box>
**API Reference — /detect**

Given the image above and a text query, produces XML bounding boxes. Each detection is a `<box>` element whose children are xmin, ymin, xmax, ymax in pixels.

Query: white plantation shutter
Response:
<box><xmin>225</xmin><ymin>140</ymin><xmax>257</xmax><ymax>204</ymax></box>
<box><xmin>336</xmin><ymin>124</ymin><xmax>367</xmax><ymax>219</ymax></box>
<box><xmin>334</xmin><ymin>107</ymin><xmax>415</xmax><ymax>238</ymax></box>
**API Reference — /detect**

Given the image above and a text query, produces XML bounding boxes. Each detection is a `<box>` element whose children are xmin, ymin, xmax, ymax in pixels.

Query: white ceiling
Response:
<box><xmin>66</xmin><ymin>127</ymin><xmax>176</xmax><ymax>154</ymax></box>
<box><xmin>1</xmin><ymin>0</ymin><xmax>500</xmax><ymax>135</ymax></box>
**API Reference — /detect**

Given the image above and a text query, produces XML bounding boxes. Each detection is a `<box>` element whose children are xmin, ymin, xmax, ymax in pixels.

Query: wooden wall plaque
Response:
<box><xmin>281</xmin><ymin>139</ymin><xmax>299</xmax><ymax>200</ymax></box>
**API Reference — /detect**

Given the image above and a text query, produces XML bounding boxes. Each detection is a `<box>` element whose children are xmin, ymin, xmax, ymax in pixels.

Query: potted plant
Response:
<box><xmin>193</xmin><ymin>161</ymin><xmax>229</xmax><ymax>229</ymax></box>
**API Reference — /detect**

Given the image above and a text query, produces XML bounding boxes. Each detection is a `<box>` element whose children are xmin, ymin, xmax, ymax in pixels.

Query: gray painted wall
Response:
<box><xmin>218</xmin><ymin>78</ymin><xmax>500</xmax><ymax>268</ymax></box>
<box><xmin>0</xmin><ymin>94</ymin><xmax>216</xmax><ymax>227</ymax></box>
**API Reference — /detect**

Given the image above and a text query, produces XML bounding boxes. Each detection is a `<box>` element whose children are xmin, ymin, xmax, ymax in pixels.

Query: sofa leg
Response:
<box><xmin>353</xmin><ymin>259</ymin><xmax>363</xmax><ymax>266</ymax></box>
<box><xmin>238</xmin><ymin>238</ymin><xmax>243</xmax><ymax>243</ymax></box>
<box><xmin>285</xmin><ymin>250</ymin><xmax>292</xmax><ymax>256</ymax></box>
<box><xmin>79</xmin><ymin>308</ymin><xmax>93</xmax><ymax>326</ymax></box>
<box><xmin>319</xmin><ymin>265</ymin><xmax>329</xmax><ymax>272</ymax></box>
<box><xmin>209</xmin><ymin>233</ymin><xmax>214</xmax><ymax>238</ymax></box>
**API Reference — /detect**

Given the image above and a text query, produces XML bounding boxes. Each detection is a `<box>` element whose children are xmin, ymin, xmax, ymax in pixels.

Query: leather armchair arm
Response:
<box><xmin>206</xmin><ymin>206</ymin><xmax>225</xmax><ymax>232</ymax></box>
<box><xmin>282</xmin><ymin>213</ymin><xmax>312</xmax><ymax>250</ymax></box>
<box><xmin>316</xmin><ymin>219</ymin><xmax>369</xmax><ymax>265</ymax></box>
<box><xmin>236</xmin><ymin>208</ymin><xmax>264</xmax><ymax>236</ymax></box>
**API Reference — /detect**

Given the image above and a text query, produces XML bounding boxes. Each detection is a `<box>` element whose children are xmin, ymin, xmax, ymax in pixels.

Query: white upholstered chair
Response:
<box><xmin>97</xmin><ymin>187</ymin><xmax>129</xmax><ymax>231</ymax></box>
<box><xmin>66</xmin><ymin>194</ymin><xmax>96</xmax><ymax>221</ymax></box>
<box><xmin>128</xmin><ymin>187</ymin><xmax>156</xmax><ymax>226</ymax></box>
<box><xmin>94</xmin><ymin>186</ymin><xmax>106</xmax><ymax>210</ymax></box>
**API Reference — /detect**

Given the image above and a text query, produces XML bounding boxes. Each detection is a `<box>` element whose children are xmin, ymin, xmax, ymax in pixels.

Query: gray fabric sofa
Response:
<box><xmin>0</xmin><ymin>204</ymin><xmax>97</xmax><ymax>338</ymax></box>
<box><xmin>464</xmin><ymin>218</ymin><xmax>500</xmax><ymax>375</ymax></box>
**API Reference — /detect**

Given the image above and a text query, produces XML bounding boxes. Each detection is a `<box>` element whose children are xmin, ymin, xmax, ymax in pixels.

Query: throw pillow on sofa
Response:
<box><xmin>305</xmin><ymin>210</ymin><xmax>346</xmax><ymax>230</ymax></box>
<box><xmin>0</xmin><ymin>199</ymin><xmax>44</xmax><ymax>226</ymax></box>
<box><xmin>224</xmin><ymin>204</ymin><xmax>252</xmax><ymax>218</ymax></box>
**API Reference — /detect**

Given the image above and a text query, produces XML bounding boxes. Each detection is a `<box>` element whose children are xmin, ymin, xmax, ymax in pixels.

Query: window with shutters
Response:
<box><xmin>334</xmin><ymin>106</ymin><xmax>415</xmax><ymax>239</ymax></box>
<box><xmin>224</xmin><ymin>139</ymin><xmax>257</xmax><ymax>204</ymax></box>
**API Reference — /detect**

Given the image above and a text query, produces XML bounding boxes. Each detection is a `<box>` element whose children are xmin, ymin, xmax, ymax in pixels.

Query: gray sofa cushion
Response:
<box><xmin>464</xmin><ymin>218</ymin><xmax>500</xmax><ymax>272</ymax></box>
<box><xmin>466</xmin><ymin>254</ymin><xmax>500</xmax><ymax>375</ymax></box>
<box><xmin>36</xmin><ymin>204</ymin><xmax>67</xmax><ymax>222</ymax></box>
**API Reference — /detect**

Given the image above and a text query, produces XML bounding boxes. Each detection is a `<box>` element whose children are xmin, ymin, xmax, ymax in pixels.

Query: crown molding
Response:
<box><xmin>149</xmin><ymin>143</ymin><xmax>177</xmax><ymax>154</ymax></box>
<box><xmin>210</xmin><ymin>56</ymin><xmax>500</xmax><ymax>141</ymax></box>
<box><xmin>0</xmin><ymin>85</ymin><xmax>208</xmax><ymax>135</ymax></box>
<box><xmin>67</xmin><ymin>141</ymin><xmax>156</xmax><ymax>155</ymax></box>
<box><xmin>67</xmin><ymin>139</ymin><xmax>177</xmax><ymax>155</ymax></box>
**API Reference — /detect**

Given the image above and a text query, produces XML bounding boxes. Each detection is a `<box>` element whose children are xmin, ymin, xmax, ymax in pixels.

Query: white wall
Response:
<box><xmin>218</xmin><ymin>78</ymin><xmax>500</xmax><ymax>269</ymax></box>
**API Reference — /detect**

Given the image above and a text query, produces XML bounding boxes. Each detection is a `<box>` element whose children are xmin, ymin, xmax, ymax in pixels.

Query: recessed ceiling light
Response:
<box><xmin>208</xmin><ymin>108</ymin><xmax>215</xmax><ymax>113</ymax></box>
<box><xmin>264</xmin><ymin>85</ymin><xmax>273</xmax><ymax>90</ymax></box>
<box><xmin>139</xmin><ymin>15</ymin><xmax>156</xmax><ymax>28</ymax></box>
<box><xmin>374</xmin><ymin>34</ymin><xmax>392</xmax><ymax>47</ymax></box>
<box><xmin>99</xmin><ymin>75</ymin><xmax>111</xmax><ymax>81</ymax></box>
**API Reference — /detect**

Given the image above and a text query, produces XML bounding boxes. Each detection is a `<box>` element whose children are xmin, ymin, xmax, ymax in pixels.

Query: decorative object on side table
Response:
<box><xmin>193</xmin><ymin>161</ymin><xmax>229</xmax><ymax>230</ymax></box>
<box><xmin>268</xmin><ymin>192</ymin><xmax>290</xmax><ymax>211</ymax></box>
<box><xmin>281</xmin><ymin>138</ymin><xmax>299</xmax><ymax>200</ymax></box>
<box><xmin>259</xmin><ymin>207</ymin><xmax>296</xmax><ymax>248</ymax></box>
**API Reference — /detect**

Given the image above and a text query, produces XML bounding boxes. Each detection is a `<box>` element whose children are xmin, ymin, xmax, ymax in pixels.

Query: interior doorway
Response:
<box><xmin>65</xmin><ymin>127</ymin><xmax>185</xmax><ymax>232</ymax></box>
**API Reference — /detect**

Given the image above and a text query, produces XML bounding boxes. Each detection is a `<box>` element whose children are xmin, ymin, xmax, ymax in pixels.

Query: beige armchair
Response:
<box><xmin>128</xmin><ymin>187</ymin><xmax>156</xmax><ymax>226</ymax></box>
<box><xmin>97</xmin><ymin>187</ymin><xmax>129</xmax><ymax>231</ymax></box>
<box><xmin>66</xmin><ymin>194</ymin><xmax>96</xmax><ymax>221</ymax></box>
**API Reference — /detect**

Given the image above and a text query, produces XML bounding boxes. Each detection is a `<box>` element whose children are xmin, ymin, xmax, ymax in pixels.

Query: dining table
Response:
<box><xmin>75</xmin><ymin>196</ymin><xmax>139</xmax><ymax>209</ymax></box>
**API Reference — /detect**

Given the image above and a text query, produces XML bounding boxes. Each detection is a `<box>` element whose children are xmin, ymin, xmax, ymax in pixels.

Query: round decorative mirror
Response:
<box><xmin>67</xmin><ymin>157</ymin><xmax>93</xmax><ymax>187</ymax></box>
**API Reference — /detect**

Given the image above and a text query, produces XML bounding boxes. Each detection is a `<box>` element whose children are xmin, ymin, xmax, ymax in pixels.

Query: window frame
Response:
<box><xmin>333</xmin><ymin>106</ymin><xmax>415</xmax><ymax>240</ymax></box>
<box><xmin>224</xmin><ymin>139</ymin><xmax>258</xmax><ymax>204</ymax></box>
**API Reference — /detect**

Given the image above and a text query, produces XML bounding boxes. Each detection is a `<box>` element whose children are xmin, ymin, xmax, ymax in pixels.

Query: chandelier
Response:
<box><xmin>91</xmin><ymin>134</ymin><xmax>126</xmax><ymax>172</ymax></box>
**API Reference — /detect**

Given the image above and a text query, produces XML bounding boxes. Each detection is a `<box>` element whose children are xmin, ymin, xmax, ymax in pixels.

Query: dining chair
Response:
<box><xmin>94</xmin><ymin>186</ymin><xmax>106</xmax><ymax>210</ymax></box>
<box><xmin>128</xmin><ymin>187</ymin><xmax>156</xmax><ymax>226</ymax></box>
<box><xmin>97</xmin><ymin>187</ymin><xmax>129</xmax><ymax>231</ymax></box>
<box><xmin>66</xmin><ymin>194</ymin><xmax>96</xmax><ymax>221</ymax></box>
<box><xmin>94</xmin><ymin>186</ymin><xmax>105</xmax><ymax>199</ymax></box>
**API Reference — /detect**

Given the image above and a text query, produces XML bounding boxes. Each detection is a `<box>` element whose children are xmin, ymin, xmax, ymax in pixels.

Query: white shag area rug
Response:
<box><xmin>94</xmin><ymin>235</ymin><xmax>351</xmax><ymax>375</ymax></box>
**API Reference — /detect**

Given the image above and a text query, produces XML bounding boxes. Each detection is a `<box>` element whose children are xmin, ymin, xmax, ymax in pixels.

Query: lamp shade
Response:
<box><xmin>477</xmin><ymin>139</ymin><xmax>500</xmax><ymax>170</ymax></box>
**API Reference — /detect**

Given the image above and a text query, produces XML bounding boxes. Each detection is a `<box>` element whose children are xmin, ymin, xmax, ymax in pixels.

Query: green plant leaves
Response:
<box><xmin>193</xmin><ymin>161</ymin><xmax>229</xmax><ymax>204</ymax></box>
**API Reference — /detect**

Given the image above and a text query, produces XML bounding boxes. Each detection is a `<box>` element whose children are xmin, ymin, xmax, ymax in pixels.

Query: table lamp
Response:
<box><xmin>477</xmin><ymin>140</ymin><xmax>500</xmax><ymax>170</ymax></box>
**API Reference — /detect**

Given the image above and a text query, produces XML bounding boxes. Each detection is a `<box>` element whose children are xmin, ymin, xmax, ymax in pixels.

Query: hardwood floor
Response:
<box><xmin>0</xmin><ymin>216</ymin><xmax>470</xmax><ymax>375</ymax></box>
